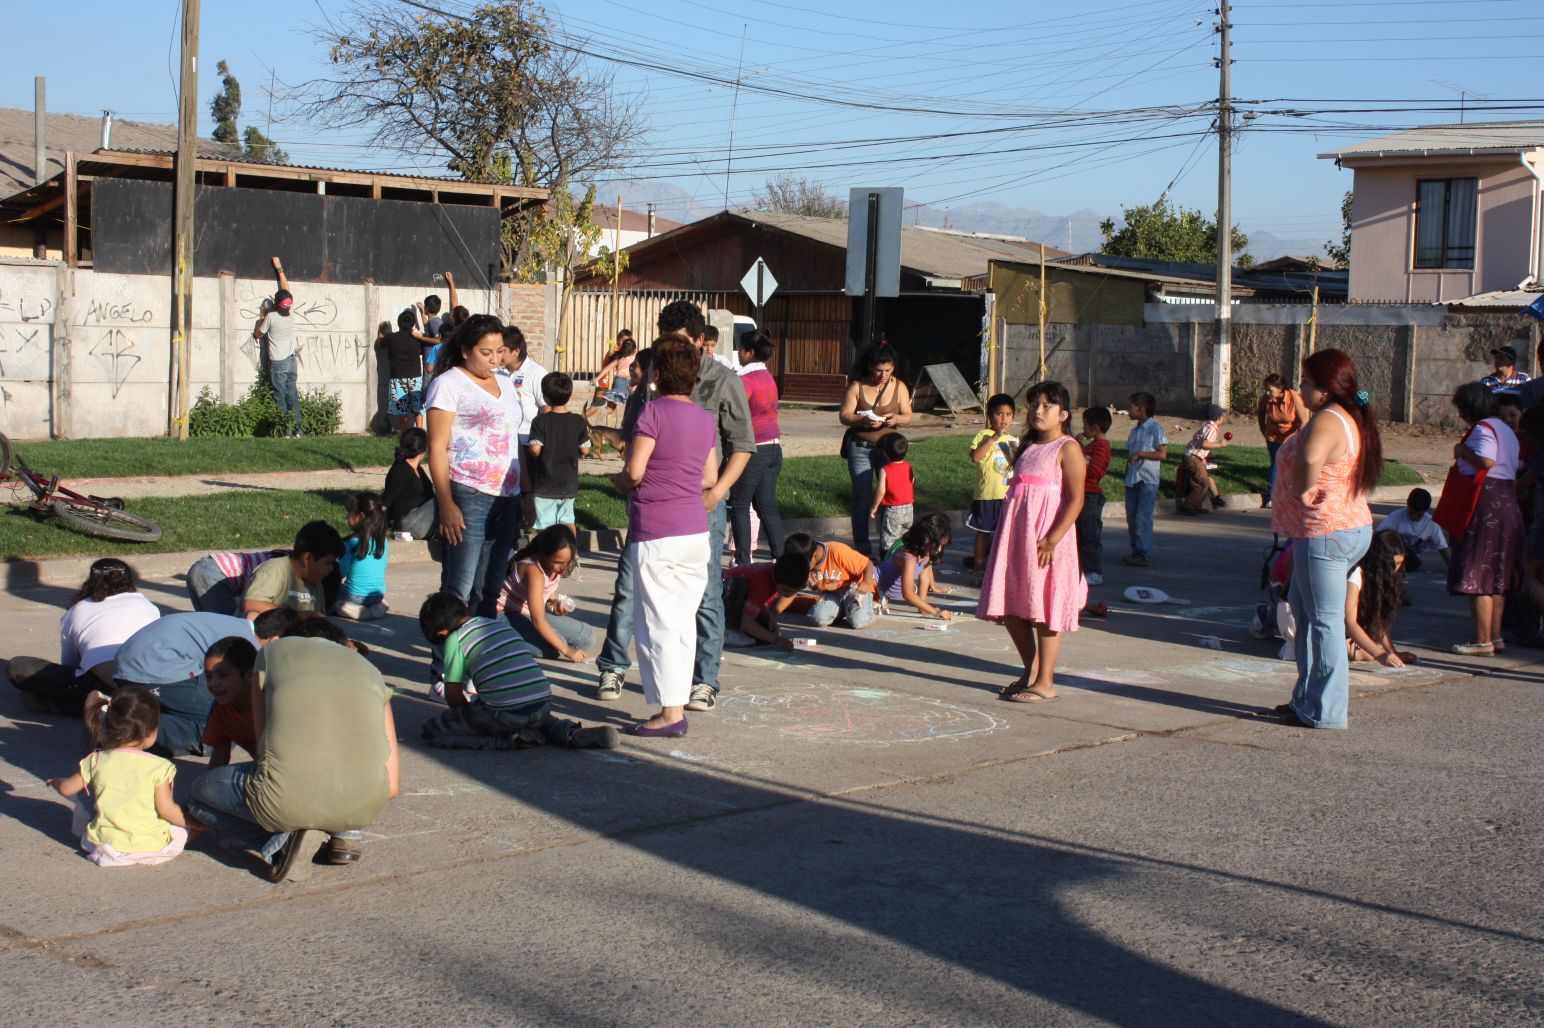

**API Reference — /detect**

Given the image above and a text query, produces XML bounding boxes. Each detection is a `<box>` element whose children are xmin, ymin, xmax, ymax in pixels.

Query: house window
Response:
<box><xmin>1413</xmin><ymin>178</ymin><xmax>1477</xmax><ymax>269</ymax></box>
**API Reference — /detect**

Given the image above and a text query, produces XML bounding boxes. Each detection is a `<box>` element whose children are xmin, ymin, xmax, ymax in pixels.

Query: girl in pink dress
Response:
<box><xmin>977</xmin><ymin>381</ymin><xmax>1088</xmax><ymax>702</ymax></box>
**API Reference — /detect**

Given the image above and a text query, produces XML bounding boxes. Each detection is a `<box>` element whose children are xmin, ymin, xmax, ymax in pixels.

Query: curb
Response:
<box><xmin>0</xmin><ymin>486</ymin><xmax>1427</xmax><ymax>593</ymax></box>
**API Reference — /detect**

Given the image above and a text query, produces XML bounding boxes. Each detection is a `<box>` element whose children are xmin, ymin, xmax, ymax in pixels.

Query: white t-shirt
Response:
<box><xmin>502</xmin><ymin>359</ymin><xmax>547</xmax><ymax>445</ymax></box>
<box><xmin>425</xmin><ymin>368</ymin><xmax>524</xmax><ymax>497</ymax></box>
<box><xmin>263</xmin><ymin>310</ymin><xmax>298</xmax><ymax>362</ymax></box>
<box><xmin>60</xmin><ymin>592</ymin><xmax>161</xmax><ymax>676</ymax></box>
<box><xmin>1377</xmin><ymin>508</ymin><xmax>1448</xmax><ymax>555</ymax></box>
<box><xmin>1457</xmin><ymin>417</ymin><xmax>1520</xmax><ymax>481</ymax></box>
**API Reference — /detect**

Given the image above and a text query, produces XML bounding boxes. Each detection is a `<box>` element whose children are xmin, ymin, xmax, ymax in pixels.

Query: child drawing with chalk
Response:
<box><xmin>976</xmin><ymin>381</ymin><xmax>1087</xmax><ymax>703</ymax></box>
<box><xmin>876</xmin><ymin>512</ymin><xmax>954</xmax><ymax>620</ymax></box>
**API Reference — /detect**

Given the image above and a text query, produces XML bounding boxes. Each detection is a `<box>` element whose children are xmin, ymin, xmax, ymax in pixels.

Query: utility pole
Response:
<box><xmin>1211</xmin><ymin>0</ymin><xmax>1233</xmax><ymax>411</ymax></box>
<box><xmin>171</xmin><ymin>0</ymin><xmax>200</xmax><ymax>439</ymax></box>
<box><xmin>33</xmin><ymin>78</ymin><xmax>45</xmax><ymax>186</ymax></box>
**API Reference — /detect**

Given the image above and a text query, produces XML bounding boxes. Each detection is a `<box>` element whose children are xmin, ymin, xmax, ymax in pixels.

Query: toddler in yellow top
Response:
<box><xmin>48</xmin><ymin>686</ymin><xmax>194</xmax><ymax>866</ymax></box>
<box><xmin>966</xmin><ymin>393</ymin><xmax>1017</xmax><ymax>584</ymax></box>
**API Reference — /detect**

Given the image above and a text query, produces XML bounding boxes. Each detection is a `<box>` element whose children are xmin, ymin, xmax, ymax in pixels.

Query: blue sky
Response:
<box><xmin>6</xmin><ymin>0</ymin><xmax>1537</xmax><ymax>246</ymax></box>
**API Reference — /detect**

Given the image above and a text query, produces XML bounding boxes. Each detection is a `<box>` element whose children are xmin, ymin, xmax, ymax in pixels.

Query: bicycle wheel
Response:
<box><xmin>51</xmin><ymin>499</ymin><xmax>163</xmax><ymax>542</ymax></box>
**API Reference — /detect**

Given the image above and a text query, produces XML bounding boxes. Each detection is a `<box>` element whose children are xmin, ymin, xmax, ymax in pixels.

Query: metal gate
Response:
<box><xmin>557</xmin><ymin>289</ymin><xmax>717</xmax><ymax>377</ymax></box>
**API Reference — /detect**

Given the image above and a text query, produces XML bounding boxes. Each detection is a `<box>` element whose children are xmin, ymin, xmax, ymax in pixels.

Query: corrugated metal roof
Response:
<box><xmin>97</xmin><ymin>146</ymin><xmax>508</xmax><ymax>186</ymax></box>
<box><xmin>1446</xmin><ymin>288</ymin><xmax>1543</xmax><ymax>309</ymax></box>
<box><xmin>728</xmin><ymin>209</ymin><xmax>1070</xmax><ymax>280</ymax></box>
<box><xmin>1319</xmin><ymin>120</ymin><xmax>1544</xmax><ymax>160</ymax></box>
<box><xmin>0</xmin><ymin>108</ymin><xmax>240</xmax><ymax>195</ymax></box>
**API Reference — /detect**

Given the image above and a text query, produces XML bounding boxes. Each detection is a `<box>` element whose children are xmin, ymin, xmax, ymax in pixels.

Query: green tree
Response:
<box><xmin>299</xmin><ymin>0</ymin><xmax>643</xmax><ymax>279</ymax></box>
<box><xmin>752</xmin><ymin>174</ymin><xmax>845</xmax><ymax>219</ymax></box>
<box><xmin>522</xmin><ymin>184</ymin><xmax>627</xmax><ymax>367</ymax></box>
<box><xmin>210</xmin><ymin>60</ymin><xmax>241</xmax><ymax>146</ymax></box>
<box><xmin>1099</xmin><ymin>198</ymin><xmax>1250</xmax><ymax>267</ymax></box>
<box><xmin>242</xmin><ymin>126</ymin><xmax>289</xmax><ymax>165</ymax></box>
<box><xmin>1324</xmin><ymin>190</ymin><xmax>1352</xmax><ymax>268</ymax></box>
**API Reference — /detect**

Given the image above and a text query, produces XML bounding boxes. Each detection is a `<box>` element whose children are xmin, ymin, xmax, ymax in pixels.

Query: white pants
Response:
<box><xmin>633</xmin><ymin>532</ymin><xmax>710</xmax><ymax>708</ymax></box>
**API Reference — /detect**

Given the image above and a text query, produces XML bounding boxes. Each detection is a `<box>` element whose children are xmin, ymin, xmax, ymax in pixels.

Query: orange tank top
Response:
<box><xmin>1270</xmin><ymin>407</ymin><xmax>1372</xmax><ymax>538</ymax></box>
<box><xmin>1261</xmin><ymin>389</ymin><xmax>1302</xmax><ymax>443</ymax></box>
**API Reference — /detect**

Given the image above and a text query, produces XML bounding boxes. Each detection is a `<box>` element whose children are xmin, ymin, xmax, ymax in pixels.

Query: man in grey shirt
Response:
<box><xmin>595</xmin><ymin>301</ymin><xmax>755</xmax><ymax>712</ymax></box>
<box><xmin>253</xmin><ymin>255</ymin><xmax>303</xmax><ymax>437</ymax></box>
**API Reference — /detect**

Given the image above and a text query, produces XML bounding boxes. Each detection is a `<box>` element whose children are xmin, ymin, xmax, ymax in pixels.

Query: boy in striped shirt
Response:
<box><xmin>418</xmin><ymin>593</ymin><xmax>617</xmax><ymax>751</ymax></box>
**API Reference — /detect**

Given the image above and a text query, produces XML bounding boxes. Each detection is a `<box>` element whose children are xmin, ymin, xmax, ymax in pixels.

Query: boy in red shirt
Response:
<box><xmin>202</xmin><ymin>637</ymin><xmax>259</xmax><ymax>768</ymax></box>
<box><xmin>721</xmin><ymin>562</ymin><xmax>795</xmax><ymax>651</ymax></box>
<box><xmin>1077</xmin><ymin>407</ymin><xmax>1113</xmax><ymax>585</ymax></box>
<box><xmin>869</xmin><ymin>433</ymin><xmax>915</xmax><ymax>556</ymax></box>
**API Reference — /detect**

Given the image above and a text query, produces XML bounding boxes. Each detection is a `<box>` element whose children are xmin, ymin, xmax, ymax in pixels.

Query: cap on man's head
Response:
<box><xmin>1493</xmin><ymin>345</ymin><xmax>1518</xmax><ymax>364</ymax></box>
<box><xmin>1206</xmin><ymin>403</ymin><xmax>1226</xmax><ymax>421</ymax></box>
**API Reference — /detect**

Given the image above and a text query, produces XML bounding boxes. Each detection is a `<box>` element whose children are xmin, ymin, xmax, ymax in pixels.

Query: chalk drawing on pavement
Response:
<box><xmin>717</xmin><ymin>682</ymin><xmax>1006</xmax><ymax>745</ymax></box>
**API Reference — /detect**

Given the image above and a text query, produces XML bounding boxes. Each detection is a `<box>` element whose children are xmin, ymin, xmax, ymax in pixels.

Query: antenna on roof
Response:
<box><xmin>1431</xmin><ymin>79</ymin><xmax>1492</xmax><ymax>125</ymax></box>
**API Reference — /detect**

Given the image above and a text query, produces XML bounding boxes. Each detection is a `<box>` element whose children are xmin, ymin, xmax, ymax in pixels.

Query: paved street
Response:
<box><xmin>1</xmin><ymin>504</ymin><xmax>1540</xmax><ymax>1024</ymax></box>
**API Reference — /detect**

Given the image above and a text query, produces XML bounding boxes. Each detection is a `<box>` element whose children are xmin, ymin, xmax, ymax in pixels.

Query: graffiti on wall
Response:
<box><xmin>86</xmin><ymin>328</ymin><xmax>144</xmax><ymax>399</ymax></box>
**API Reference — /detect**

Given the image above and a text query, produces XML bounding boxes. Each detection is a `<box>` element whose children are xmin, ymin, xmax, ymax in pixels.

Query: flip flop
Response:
<box><xmin>998</xmin><ymin>675</ymin><xmax>1030</xmax><ymax>699</ymax></box>
<box><xmin>1002</xmin><ymin>688</ymin><xmax>1056</xmax><ymax>703</ymax></box>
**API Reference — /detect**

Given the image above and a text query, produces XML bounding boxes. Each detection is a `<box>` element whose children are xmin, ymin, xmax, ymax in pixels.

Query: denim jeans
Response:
<box><xmin>440</xmin><ymin>481</ymin><xmax>521</xmax><ymax>617</ymax></box>
<box><xmin>1077</xmin><ymin>492</ymin><xmax>1106</xmax><ymax>575</ymax></box>
<box><xmin>1125</xmin><ymin>480</ymin><xmax>1157</xmax><ymax>559</ymax></box>
<box><xmin>810</xmin><ymin>588</ymin><xmax>876</xmax><ymax>629</ymax></box>
<box><xmin>269</xmin><ymin>355</ymin><xmax>301</xmax><ymax>434</ymax></box>
<box><xmin>187</xmin><ymin>762</ymin><xmax>360</xmax><ymax>858</ymax></box>
<box><xmin>421</xmin><ymin>699</ymin><xmax>583</xmax><ymax>750</ymax></box>
<box><xmin>185</xmin><ymin>554</ymin><xmax>241</xmax><ymax>616</ymax></box>
<box><xmin>730</xmin><ymin>444</ymin><xmax>786</xmax><ymax>564</ymax></box>
<box><xmin>507</xmin><ymin>609</ymin><xmax>593</xmax><ymax>659</ymax></box>
<box><xmin>1265</xmin><ymin>441</ymin><xmax>1283</xmax><ymax>502</ymax></box>
<box><xmin>597</xmin><ymin>542</ymin><xmax>639</xmax><ymax>676</ymax></box>
<box><xmin>846</xmin><ymin>441</ymin><xmax>889</xmax><ymax>558</ymax></box>
<box><xmin>597</xmin><ymin>501</ymin><xmax>727</xmax><ymax>694</ymax></box>
<box><xmin>117</xmin><ymin>678</ymin><xmax>210</xmax><ymax>758</ymax></box>
<box><xmin>1288</xmin><ymin>525</ymin><xmax>1372</xmax><ymax>729</ymax></box>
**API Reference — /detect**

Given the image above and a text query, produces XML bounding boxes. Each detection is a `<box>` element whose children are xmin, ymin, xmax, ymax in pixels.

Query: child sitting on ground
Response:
<box><xmin>722</xmin><ymin>561</ymin><xmax>794</xmax><ymax>651</ymax></box>
<box><xmin>47</xmin><ymin>686</ymin><xmax>194</xmax><ymax>867</ymax></box>
<box><xmin>417</xmin><ymin>593</ymin><xmax>617</xmax><ymax>751</ymax></box>
<box><xmin>870</xmin><ymin>432</ymin><xmax>915</xmax><ymax>555</ymax></box>
<box><xmin>202</xmin><ymin>637</ymin><xmax>258</xmax><ymax>769</ymax></box>
<box><xmin>527</xmin><ymin>373</ymin><xmax>590</xmax><ymax>535</ymax></box>
<box><xmin>978</xmin><ymin>380</ymin><xmax>1087</xmax><ymax>703</ymax></box>
<box><xmin>1179</xmin><ymin>404</ymin><xmax>1229</xmax><ymax>514</ymax></box>
<box><xmin>966</xmin><ymin>394</ymin><xmax>1016</xmax><ymax>586</ymax></box>
<box><xmin>1376</xmin><ymin>487</ymin><xmax>1450</xmax><ymax>572</ymax></box>
<box><xmin>186</xmin><ymin>546</ymin><xmax>290</xmax><ymax>616</ymax></box>
<box><xmin>243</xmin><ymin>521</ymin><xmax>345</xmax><ymax>618</ymax></box>
<box><xmin>495</xmin><ymin>524</ymin><xmax>592</xmax><ymax>662</ymax></box>
<box><xmin>772</xmin><ymin>533</ymin><xmax>877</xmax><ymax>629</ymax></box>
<box><xmin>876</xmin><ymin>513</ymin><xmax>953</xmax><ymax>620</ymax></box>
<box><xmin>334</xmin><ymin>494</ymin><xmax>390</xmax><ymax>620</ymax></box>
<box><xmin>1077</xmin><ymin>406</ymin><xmax>1113</xmax><ymax>585</ymax></box>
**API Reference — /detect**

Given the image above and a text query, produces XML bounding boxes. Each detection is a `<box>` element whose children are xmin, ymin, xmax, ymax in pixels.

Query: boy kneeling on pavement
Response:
<box><xmin>419</xmin><ymin>593</ymin><xmax>618</xmax><ymax>751</ymax></box>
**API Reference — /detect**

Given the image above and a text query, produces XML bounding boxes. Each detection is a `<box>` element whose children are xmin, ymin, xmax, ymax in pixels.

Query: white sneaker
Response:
<box><xmin>1086</xmin><ymin>572</ymin><xmax>1104</xmax><ymax>586</ymax></box>
<box><xmin>723</xmin><ymin>628</ymin><xmax>757</xmax><ymax>648</ymax></box>
<box><xmin>685</xmin><ymin>684</ymin><xmax>717</xmax><ymax>711</ymax></box>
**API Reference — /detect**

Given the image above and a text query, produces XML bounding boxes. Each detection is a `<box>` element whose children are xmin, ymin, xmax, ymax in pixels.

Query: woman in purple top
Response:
<box><xmin>611</xmin><ymin>337</ymin><xmax>719</xmax><ymax>737</ymax></box>
<box><xmin>729</xmin><ymin>330</ymin><xmax>787</xmax><ymax>565</ymax></box>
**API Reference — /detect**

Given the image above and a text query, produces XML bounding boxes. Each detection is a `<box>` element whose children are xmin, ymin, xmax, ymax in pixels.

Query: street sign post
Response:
<box><xmin>740</xmin><ymin>257</ymin><xmax>778</xmax><ymax>329</ymax></box>
<box><xmin>845</xmin><ymin>187</ymin><xmax>902</xmax><ymax>353</ymax></box>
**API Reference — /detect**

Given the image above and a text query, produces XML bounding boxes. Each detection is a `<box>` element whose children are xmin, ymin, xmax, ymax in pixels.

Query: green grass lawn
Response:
<box><xmin>4</xmin><ymin>435</ymin><xmax>396</xmax><ymax>478</ymax></box>
<box><xmin>0</xmin><ymin>433</ymin><xmax>1422</xmax><ymax>560</ymax></box>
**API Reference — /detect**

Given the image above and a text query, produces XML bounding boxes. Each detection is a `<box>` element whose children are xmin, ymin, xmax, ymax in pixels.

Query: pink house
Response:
<box><xmin>1320</xmin><ymin>122</ymin><xmax>1544</xmax><ymax>302</ymax></box>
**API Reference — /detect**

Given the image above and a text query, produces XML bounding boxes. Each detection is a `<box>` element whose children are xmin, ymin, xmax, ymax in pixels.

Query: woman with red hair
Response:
<box><xmin>1270</xmin><ymin>350</ymin><xmax>1383</xmax><ymax>729</ymax></box>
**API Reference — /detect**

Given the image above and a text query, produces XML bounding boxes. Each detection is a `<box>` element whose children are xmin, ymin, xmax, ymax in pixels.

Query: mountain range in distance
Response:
<box><xmin>580</xmin><ymin>179</ymin><xmax>1331</xmax><ymax>263</ymax></box>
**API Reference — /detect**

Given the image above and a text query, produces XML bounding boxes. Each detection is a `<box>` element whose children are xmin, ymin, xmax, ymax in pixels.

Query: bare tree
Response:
<box><xmin>294</xmin><ymin>0</ymin><xmax>645</xmax><ymax>277</ymax></box>
<box><xmin>752</xmin><ymin>174</ymin><xmax>846</xmax><ymax>219</ymax></box>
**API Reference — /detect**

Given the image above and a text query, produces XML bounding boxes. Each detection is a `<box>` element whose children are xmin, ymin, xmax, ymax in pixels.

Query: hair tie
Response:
<box><xmin>1355</xmin><ymin>390</ymin><xmax>1369</xmax><ymax>407</ymax></box>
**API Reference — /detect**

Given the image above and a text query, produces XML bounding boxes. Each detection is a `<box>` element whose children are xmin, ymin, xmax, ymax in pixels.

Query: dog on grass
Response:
<box><xmin>586</xmin><ymin>425</ymin><xmax>625</xmax><ymax>459</ymax></box>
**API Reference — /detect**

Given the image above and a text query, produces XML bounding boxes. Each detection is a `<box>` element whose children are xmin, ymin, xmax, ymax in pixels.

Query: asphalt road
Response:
<box><xmin>1</xmin><ymin>504</ymin><xmax>1539</xmax><ymax>1024</ymax></box>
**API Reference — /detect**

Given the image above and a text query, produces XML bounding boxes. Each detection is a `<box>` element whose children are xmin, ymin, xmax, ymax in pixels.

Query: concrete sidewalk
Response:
<box><xmin>1</xmin><ymin>506</ymin><xmax>1538</xmax><ymax>1023</ymax></box>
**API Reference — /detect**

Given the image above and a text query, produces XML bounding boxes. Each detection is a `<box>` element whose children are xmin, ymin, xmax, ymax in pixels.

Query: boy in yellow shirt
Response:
<box><xmin>966</xmin><ymin>394</ymin><xmax>1016</xmax><ymax>585</ymax></box>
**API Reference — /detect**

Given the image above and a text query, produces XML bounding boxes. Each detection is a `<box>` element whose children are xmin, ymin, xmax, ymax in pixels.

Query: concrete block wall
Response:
<box><xmin>0</xmin><ymin>259</ymin><xmax>545</xmax><ymax>440</ymax></box>
<box><xmin>1001</xmin><ymin>302</ymin><xmax>1540</xmax><ymax>426</ymax></box>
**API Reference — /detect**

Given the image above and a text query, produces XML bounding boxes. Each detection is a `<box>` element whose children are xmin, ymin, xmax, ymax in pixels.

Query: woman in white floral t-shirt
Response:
<box><xmin>425</xmin><ymin>314</ymin><xmax>526</xmax><ymax>614</ymax></box>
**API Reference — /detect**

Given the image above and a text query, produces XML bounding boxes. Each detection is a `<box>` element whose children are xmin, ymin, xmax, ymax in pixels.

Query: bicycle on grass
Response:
<box><xmin>0</xmin><ymin>432</ymin><xmax>163</xmax><ymax>542</ymax></box>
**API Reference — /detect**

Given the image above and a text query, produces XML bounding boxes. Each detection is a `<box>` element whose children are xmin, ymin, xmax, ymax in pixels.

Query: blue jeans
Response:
<box><xmin>507</xmin><ymin>609</ymin><xmax>593</xmax><ymax>659</ymax></box>
<box><xmin>117</xmin><ymin>678</ymin><xmax>211</xmax><ymax>758</ymax></box>
<box><xmin>1288</xmin><ymin>525</ymin><xmax>1372</xmax><ymax>729</ymax></box>
<box><xmin>440</xmin><ymin>481</ymin><xmax>521</xmax><ymax>617</ymax></box>
<box><xmin>810</xmin><ymin>589</ymin><xmax>876</xmax><ymax>628</ymax></box>
<box><xmin>188</xmin><ymin>763</ymin><xmax>361</xmax><ymax>860</ymax></box>
<box><xmin>1077</xmin><ymin>492</ymin><xmax>1106</xmax><ymax>575</ymax></box>
<box><xmin>269</xmin><ymin>355</ymin><xmax>301</xmax><ymax>434</ymax></box>
<box><xmin>846</xmin><ymin>441</ymin><xmax>889</xmax><ymax>558</ymax></box>
<box><xmin>597</xmin><ymin>501</ymin><xmax>727</xmax><ymax>693</ymax></box>
<box><xmin>730</xmin><ymin>444</ymin><xmax>786</xmax><ymax>564</ymax></box>
<box><xmin>1266</xmin><ymin>441</ymin><xmax>1283</xmax><ymax>502</ymax></box>
<box><xmin>1125</xmin><ymin>480</ymin><xmax>1157</xmax><ymax>559</ymax></box>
